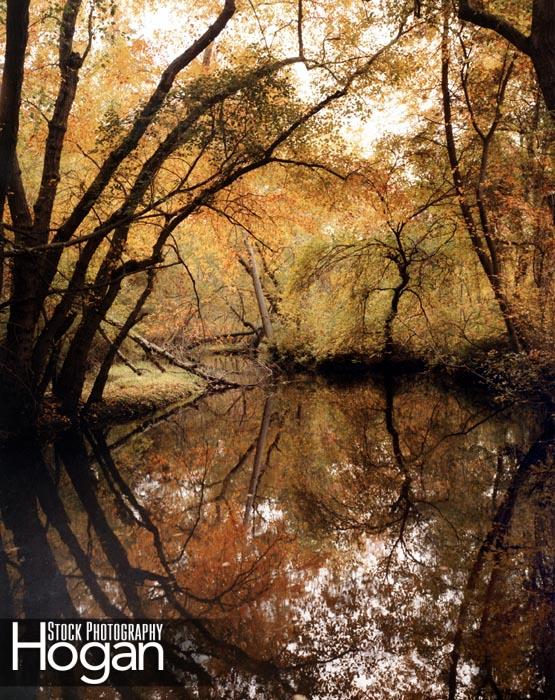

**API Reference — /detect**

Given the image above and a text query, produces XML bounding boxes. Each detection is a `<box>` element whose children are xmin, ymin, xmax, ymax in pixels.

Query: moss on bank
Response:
<box><xmin>26</xmin><ymin>364</ymin><xmax>208</xmax><ymax>441</ymax></box>
<box><xmin>82</xmin><ymin>363</ymin><xmax>207</xmax><ymax>426</ymax></box>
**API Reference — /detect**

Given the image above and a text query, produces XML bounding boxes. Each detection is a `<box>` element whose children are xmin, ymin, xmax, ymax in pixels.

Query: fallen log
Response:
<box><xmin>105</xmin><ymin>319</ymin><xmax>244</xmax><ymax>387</ymax></box>
<box><xmin>98</xmin><ymin>326</ymin><xmax>143</xmax><ymax>376</ymax></box>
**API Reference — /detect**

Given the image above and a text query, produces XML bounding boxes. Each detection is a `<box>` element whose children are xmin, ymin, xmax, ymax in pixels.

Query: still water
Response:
<box><xmin>0</xmin><ymin>373</ymin><xmax>553</xmax><ymax>699</ymax></box>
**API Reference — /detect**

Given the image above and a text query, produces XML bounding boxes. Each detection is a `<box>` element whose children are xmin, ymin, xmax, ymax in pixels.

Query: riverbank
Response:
<box><xmin>269</xmin><ymin>343</ymin><xmax>555</xmax><ymax>406</ymax></box>
<box><xmin>22</xmin><ymin>365</ymin><xmax>208</xmax><ymax>442</ymax></box>
<box><xmin>82</xmin><ymin>363</ymin><xmax>208</xmax><ymax>427</ymax></box>
<box><xmin>10</xmin><ymin>342</ymin><xmax>550</xmax><ymax>444</ymax></box>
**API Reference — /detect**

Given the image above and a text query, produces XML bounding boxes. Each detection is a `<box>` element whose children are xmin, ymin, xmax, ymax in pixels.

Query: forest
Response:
<box><xmin>0</xmin><ymin>1</ymin><xmax>554</xmax><ymax>698</ymax></box>
<box><xmin>0</xmin><ymin>0</ymin><xmax>553</xmax><ymax>431</ymax></box>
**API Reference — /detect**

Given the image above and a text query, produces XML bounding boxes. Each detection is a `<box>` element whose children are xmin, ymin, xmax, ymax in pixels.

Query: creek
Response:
<box><xmin>0</xmin><ymin>372</ymin><xmax>553</xmax><ymax>699</ymax></box>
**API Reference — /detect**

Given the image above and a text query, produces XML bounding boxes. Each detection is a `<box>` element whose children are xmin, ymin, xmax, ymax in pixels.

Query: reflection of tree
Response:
<box><xmin>448</xmin><ymin>414</ymin><xmax>555</xmax><ymax>700</ymax></box>
<box><xmin>0</xmin><ymin>441</ymin><xmax>77</xmax><ymax>619</ymax></box>
<box><xmin>287</xmin><ymin>377</ymin><xmax>551</xmax><ymax>697</ymax></box>
<box><xmin>56</xmin><ymin>432</ymin><xmax>145</xmax><ymax>616</ymax></box>
<box><xmin>0</xmin><ymin>408</ymin><xmax>298</xmax><ymax>697</ymax></box>
<box><xmin>0</xmin><ymin>440</ymin><xmax>144</xmax><ymax>697</ymax></box>
<box><xmin>0</xmin><ymin>380</ymin><xmax>551</xmax><ymax>698</ymax></box>
<box><xmin>295</xmin><ymin>374</ymin><xmax>444</xmax><ymax>562</ymax></box>
<box><xmin>382</xmin><ymin>372</ymin><xmax>421</xmax><ymax>569</ymax></box>
<box><xmin>244</xmin><ymin>396</ymin><xmax>274</xmax><ymax>526</ymax></box>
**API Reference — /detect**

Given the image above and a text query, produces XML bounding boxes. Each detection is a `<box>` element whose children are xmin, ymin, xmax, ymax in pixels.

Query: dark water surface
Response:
<box><xmin>0</xmin><ymin>373</ymin><xmax>553</xmax><ymax>699</ymax></box>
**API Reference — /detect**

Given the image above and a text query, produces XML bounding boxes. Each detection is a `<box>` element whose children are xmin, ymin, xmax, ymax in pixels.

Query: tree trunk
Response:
<box><xmin>242</xmin><ymin>234</ymin><xmax>274</xmax><ymax>342</ymax></box>
<box><xmin>0</xmin><ymin>0</ymin><xmax>30</xmax><ymax>372</ymax></box>
<box><xmin>0</xmin><ymin>0</ymin><xmax>30</xmax><ymax>232</ymax></box>
<box><xmin>441</xmin><ymin>11</ymin><xmax>525</xmax><ymax>352</ymax></box>
<box><xmin>383</xmin><ymin>268</ymin><xmax>409</xmax><ymax>360</ymax></box>
<box><xmin>530</xmin><ymin>0</ymin><xmax>555</xmax><ymax>117</ymax></box>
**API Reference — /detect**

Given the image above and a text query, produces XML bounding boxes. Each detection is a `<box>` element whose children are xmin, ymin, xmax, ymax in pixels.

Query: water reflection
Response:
<box><xmin>0</xmin><ymin>373</ymin><xmax>553</xmax><ymax>698</ymax></box>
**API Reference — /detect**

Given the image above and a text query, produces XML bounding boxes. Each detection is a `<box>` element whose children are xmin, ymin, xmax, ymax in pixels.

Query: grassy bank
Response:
<box><xmin>82</xmin><ymin>363</ymin><xmax>207</xmax><ymax>426</ymax></box>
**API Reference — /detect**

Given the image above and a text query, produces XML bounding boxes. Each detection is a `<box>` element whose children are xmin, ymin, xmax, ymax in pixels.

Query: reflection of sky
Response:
<box><xmin>0</xmin><ymin>377</ymin><xmax>545</xmax><ymax>698</ymax></box>
<box><xmin>280</xmin><ymin>524</ymin><xmax>448</xmax><ymax>697</ymax></box>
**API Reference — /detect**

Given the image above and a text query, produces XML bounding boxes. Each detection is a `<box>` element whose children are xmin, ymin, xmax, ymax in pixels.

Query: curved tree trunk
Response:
<box><xmin>459</xmin><ymin>0</ymin><xmax>555</xmax><ymax>118</ymax></box>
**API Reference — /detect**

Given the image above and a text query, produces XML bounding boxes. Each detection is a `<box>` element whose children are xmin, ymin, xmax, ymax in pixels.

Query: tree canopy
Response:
<box><xmin>0</xmin><ymin>0</ymin><xmax>553</xmax><ymax>432</ymax></box>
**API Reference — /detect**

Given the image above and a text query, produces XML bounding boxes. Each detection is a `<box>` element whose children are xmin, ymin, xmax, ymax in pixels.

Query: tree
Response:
<box><xmin>458</xmin><ymin>1</ymin><xmax>555</xmax><ymax>117</ymax></box>
<box><xmin>0</xmin><ymin>0</ymin><xmax>408</xmax><ymax>430</ymax></box>
<box><xmin>439</xmin><ymin>5</ymin><xmax>555</xmax><ymax>352</ymax></box>
<box><xmin>441</xmin><ymin>10</ymin><xmax>525</xmax><ymax>350</ymax></box>
<box><xmin>0</xmin><ymin>1</ymin><xmax>30</xmax><ymax>298</ymax></box>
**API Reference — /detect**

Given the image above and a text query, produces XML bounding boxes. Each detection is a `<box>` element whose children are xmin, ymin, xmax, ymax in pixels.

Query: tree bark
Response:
<box><xmin>0</xmin><ymin>0</ymin><xmax>30</xmax><ymax>297</ymax></box>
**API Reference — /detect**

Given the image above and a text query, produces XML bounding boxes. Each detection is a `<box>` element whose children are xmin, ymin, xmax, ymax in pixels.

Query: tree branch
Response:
<box><xmin>37</xmin><ymin>0</ymin><xmax>237</xmax><ymax>302</ymax></box>
<box><xmin>458</xmin><ymin>1</ymin><xmax>531</xmax><ymax>56</ymax></box>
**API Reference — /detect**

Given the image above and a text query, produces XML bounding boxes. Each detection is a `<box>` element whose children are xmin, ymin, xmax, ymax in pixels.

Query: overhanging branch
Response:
<box><xmin>458</xmin><ymin>0</ymin><xmax>531</xmax><ymax>56</ymax></box>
